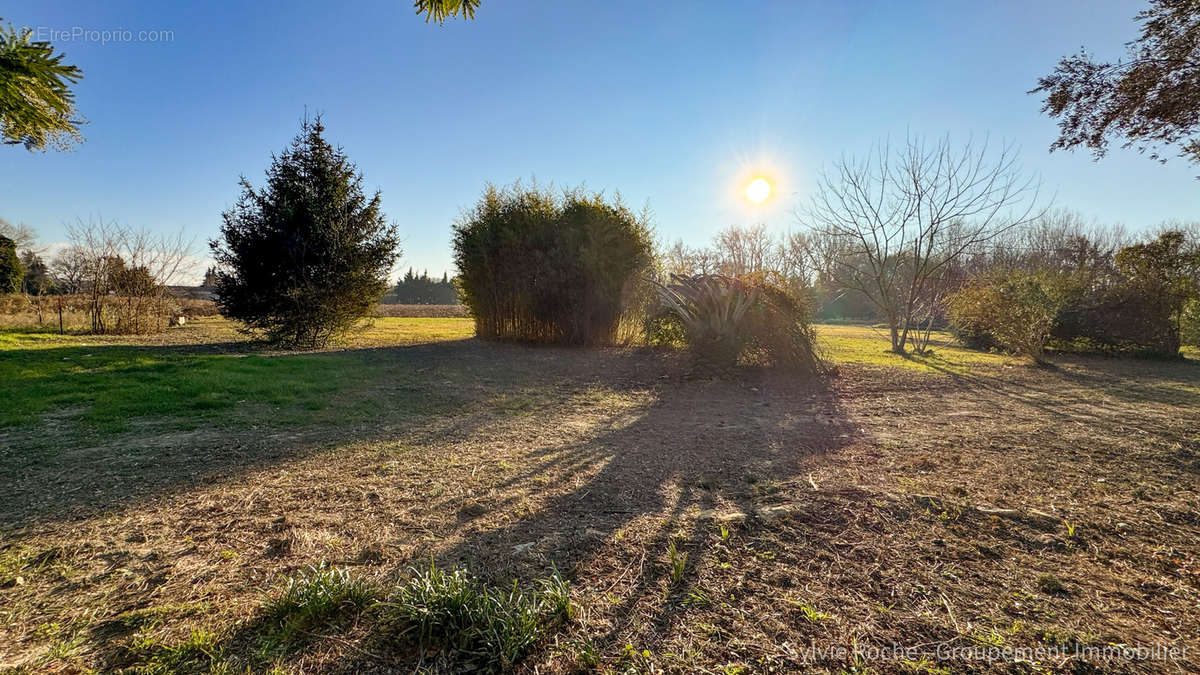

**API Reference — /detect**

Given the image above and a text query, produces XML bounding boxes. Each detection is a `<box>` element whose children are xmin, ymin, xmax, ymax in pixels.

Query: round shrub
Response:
<box><xmin>453</xmin><ymin>182</ymin><xmax>654</xmax><ymax>345</ymax></box>
<box><xmin>947</xmin><ymin>271</ymin><xmax>1059</xmax><ymax>362</ymax></box>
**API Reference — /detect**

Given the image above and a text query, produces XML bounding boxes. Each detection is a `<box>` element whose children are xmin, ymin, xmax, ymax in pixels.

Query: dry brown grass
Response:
<box><xmin>1</xmin><ymin>320</ymin><xmax>1198</xmax><ymax>673</ymax></box>
<box><xmin>0</xmin><ymin>294</ymin><xmax>208</xmax><ymax>335</ymax></box>
<box><xmin>374</xmin><ymin>303</ymin><xmax>468</xmax><ymax>318</ymax></box>
<box><xmin>178</xmin><ymin>298</ymin><xmax>221</xmax><ymax>317</ymax></box>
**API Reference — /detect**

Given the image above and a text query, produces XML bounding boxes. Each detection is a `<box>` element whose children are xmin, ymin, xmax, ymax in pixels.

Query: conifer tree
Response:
<box><xmin>0</xmin><ymin>235</ymin><xmax>22</xmax><ymax>293</ymax></box>
<box><xmin>210</xmin><ymin>117</ymin><xmax>400</xmax><ymax>346</ymax></box>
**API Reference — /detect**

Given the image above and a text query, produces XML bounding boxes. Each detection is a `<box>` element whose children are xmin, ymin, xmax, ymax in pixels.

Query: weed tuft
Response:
<box><xmin>380</xmin><ymin>561</ymin><xmax>572</xmax><ymax>672</ymax></box>
<box><xmin>794</xmin><ymin>602</ymin><xmax>832</xmax><ymax>623</ymax></box>
<box><xmin>667</xmin><ymin>540</ymin><xmax>688</xmax><ymax>586</ymax></box>
<box><xmin>1036</xmin><ymin>573</ymin><xmax>1068</xmax><ymax>595</ymax></box>
<box><xmin>261</xmin><ymin>564</ymin><xmax>378</xmax><ymax>649</ymax></box>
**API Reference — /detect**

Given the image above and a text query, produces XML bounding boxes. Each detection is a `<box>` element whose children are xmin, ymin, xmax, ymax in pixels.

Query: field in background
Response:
<box><xmin>0</xmin><ymin>299</ymin><xmax>467</xmax><ymax>334</ymax></box>
<box><xmin>2</xmin><ymin>318</ymin><xmax>1198</xmax><ymax>672</ymax></box>
<box><xmin>374</xmin><ymin>303</ymin><xmax>468</xmax><ymax>318</ymax></box>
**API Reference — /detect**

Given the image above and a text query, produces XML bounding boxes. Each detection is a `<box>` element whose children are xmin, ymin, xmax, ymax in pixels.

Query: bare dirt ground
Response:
<box><xmin>1</xmin><ymin>332</ymin><xmax>1198</xmax><ymax>673</ymax></box>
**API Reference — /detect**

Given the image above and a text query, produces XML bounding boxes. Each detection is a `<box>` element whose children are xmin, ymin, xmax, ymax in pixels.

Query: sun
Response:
<box><xmin>745</xmin><ymin>177</ymin><xmax>771</xmax><ymax>203</ymax></box>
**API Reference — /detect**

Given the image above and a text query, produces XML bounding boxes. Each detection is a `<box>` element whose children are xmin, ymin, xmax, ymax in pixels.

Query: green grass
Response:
<box><xmin>380</xmin><ymin>562</ymin><xmax>573</xmax><ymax>671</ymax></box>
<box><xmin>4</xmin><ymin>317</ymin><xmax>1168</xmax><ymax>438</ymax></box>
<box><xmin>4</xmin><ymin>314</ymin><xmax>1198</xmax><ymax>673</ymax></box>
<box><xmin>0</xmin><ymin>318</ymin><xmax>1016</xmax><ymax>438</ymax></box>
<box><xmin>110</xmin><ymin>563</ymin><xmax>573</xmax><ymax>673</ymax></box>
<box><xmin>815</xmin><ymin>323</ymin><xmax>1018</xmax><ymax>372</ymax></box>
<box><xmin>122</xmin><ymin>627</ymin><xmax>225</xmax><ymax>674</ymax></box>
<box><xmin>261</xmin><ymin>565</ymin><xmax>379</xmax><ymax>650</ymax></box>
<box><xmin>0</xmin><ymin>317</ymin><xmax>475</xmax><ymax>433</ymax></box>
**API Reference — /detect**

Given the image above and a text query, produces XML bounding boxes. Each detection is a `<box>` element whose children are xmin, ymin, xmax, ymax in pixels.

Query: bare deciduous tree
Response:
<box><xmin>49</xmin><ymin>246</ymin><xmax>88</xmax><ymax>294</ymax></box>
<box><xmin>65</xmin><ymin>218</ymin><xmax>194</xmax><ymax>334</ymax></box>
<box><xmin>713</xmin><ymin>224</ymin><xmax>776</xmax><ymax>277</ymax></box>
<box><xmin>0</xmin><ymin>217</ymin><xmax>38</xmax><ymax>252</ymax></box>
<box><xmin>661</xmin><ymin>238</ymin><xmax>722</xmax><ymax>277</ymax></box>
<box><xmin>660</xmin><ymin>226</ymin><xmax>821</xmax><ymax>291</ymax></box>
<box><xmin>801</xmin><ymin>135</ymin><xmax>1043</xmax><ymax>354</ymax></box>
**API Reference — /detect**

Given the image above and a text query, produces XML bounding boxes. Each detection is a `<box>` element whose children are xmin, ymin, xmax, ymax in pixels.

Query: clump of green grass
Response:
<box><xmin>794</xmin><ymin>602</ymin><xmax>832</xmax><ymax>623</ymax></box>
<box><xmin>667</xmin><ymin>540</ymin><xmax>688</xmax><ymax>586</ymax></box>
<box><xmin>261</xmin><ymin>565</ymin><xmax>378</xmax><ymax>649</ymax></box>
<box><xmin>1036</xmin><ymin>573</ymin><xmax>1067</xmax><ymax>595</ymax></box>
<box><xmin>1035</xmin><ymin>624</ymin><xmax>1095</xmax><ymax>651</ymax></box>
<box><xmin>380</xmin><ymin>562</ymin><xmax>572</xmax><ymax>672</ymax></box>
<box><xmin>0</xmin><ymin>546</ymin><xmax>73</xmax><ymax>587</ymax></box>
<box><xmin>110</xmin><ymin>563</ymin><xmax>570</xmax><ymax>672</ymax></box>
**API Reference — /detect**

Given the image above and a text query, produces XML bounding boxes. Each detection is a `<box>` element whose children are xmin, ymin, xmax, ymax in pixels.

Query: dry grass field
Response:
<box><xmin>1</xmin><ymin>318</ymin><xmax>1198</xmax><ymax>673</ymax></box>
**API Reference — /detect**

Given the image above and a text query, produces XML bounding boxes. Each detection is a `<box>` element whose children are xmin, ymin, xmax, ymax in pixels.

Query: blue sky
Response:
<box><xmin>3</xmin><ymin>0</ymin><xmax>1197</xmax><ymax>283</ymax></box>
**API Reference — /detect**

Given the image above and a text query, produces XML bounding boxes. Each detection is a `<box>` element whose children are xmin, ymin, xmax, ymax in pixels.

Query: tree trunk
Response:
<box><xmin>888</xmin><ymin>315</ymin><xmax>905</xmax><ymax>354</ymax></box>
<box><xmin>897</xmin><ymin>320</ymin><xmax>911</xmax><ymax>355</ymax></box>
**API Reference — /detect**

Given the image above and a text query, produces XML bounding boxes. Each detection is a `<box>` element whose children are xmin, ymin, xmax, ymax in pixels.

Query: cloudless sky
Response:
<box><xmin>2</xmin><ymin>0</ymin><xmax>1197</xmax><ymax>283</ymax></box>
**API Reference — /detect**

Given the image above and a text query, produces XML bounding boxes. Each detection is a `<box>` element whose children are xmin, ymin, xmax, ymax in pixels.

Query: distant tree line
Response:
<box><xmin>655</xmin><ymin>136</ymin><xmax>1199</xmax><ymax>360</ymax></box>
<box><xmin>661</xmin><ymin>212</ymin><xmax>1200</xmax><ymax>359</ymax></box>
<box><xmin>946</xmin><ymin>219</ymin><xmax>1200</xmax><ymax>359</ymax></box>
<box><xmin>8</xmin><ymin>117</ymin><xmax>1198</xmax><ymax>361</ymax></box>
<box><xmin>384</xmin><ymin>268</ymin><xmax>459</xmax><ymax>304</ymax></box>
<box><xmin>660</xmin><ymin>224</ymin><xmax>877</xmax><ymax>325</ymax></box>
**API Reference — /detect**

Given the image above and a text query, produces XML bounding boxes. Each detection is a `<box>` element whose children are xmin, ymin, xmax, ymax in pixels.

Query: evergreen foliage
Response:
<box><xmin>0</xmin><ymin>235</ymin><xmax>21</xmax><ymax>292</ymax></box>
<box><xmin>210</xmin><ymin>117</ymin><xmax>400</xmax><ymax>347</ymax></box>
<box><xmin>388</xmin><ymin>268</ymin><xmax>458</xmax><ymax>304</ymax></box>
<box><xmin>1034</xmin><ymin>0</ymin><xmax>1200</xmax><ymax>166</ymax></box>
<box><xmin>18</xmin><ymin>250</ymin><xmax>52</xmax><ymax>294</ymax></box>
<box><xmin>0</xmin><ymin>20</ymin><xmax>83</xmax><ymax>150</ymax></box>
<box><xmin>414</xmin><ymin>0</ymin><xmax>480</xmax><ymax>23</ymax></box>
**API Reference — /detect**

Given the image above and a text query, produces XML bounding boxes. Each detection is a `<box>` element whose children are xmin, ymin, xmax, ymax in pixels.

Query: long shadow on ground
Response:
<box><xmin>0</xmin><ymin>338</ymin><xmax>656</xmax><ymax>530</ymax></box>
<box><xmin>333</xmin><ymin>366</ymin><xmax>858</xmax><ymax>670</ymax></box>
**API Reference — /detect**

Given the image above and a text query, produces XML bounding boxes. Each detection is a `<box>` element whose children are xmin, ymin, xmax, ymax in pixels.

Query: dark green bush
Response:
<box><xmin>1051</xmin><ymin>284</ymin><xmax>1180</xmax><ymax>356</ymax></box>
<box><xmin>0</xmin><ymin>236</ymin><xmax>21</xmax><ymax>294</ymax></box>
<box><xmin>210</xmin><ymin>117</ymin><xmax>400</xmax><ymax>347</ymax></box>
<box><xmin>946</xmin><ymin>271</ymin><xmax>1059</xmax><ymax>362</ymax></box>
<box><xmin>452</xmin><ymin>182</ymin><xmax>654</xmax><ymax>345</ymax></box>
<box><xmin>1043</xmin><ymin>232</ymin><xmax>1197</xmax><ymax>357</ymax></box>
<box><xmin>951</xmin><ymin>231</ymin><xmax>1200</xmax><ymax>359</ymax></box>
